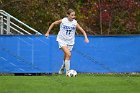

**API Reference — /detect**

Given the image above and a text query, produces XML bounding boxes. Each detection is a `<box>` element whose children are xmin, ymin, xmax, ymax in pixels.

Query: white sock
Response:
<box><xmin>60</xmin><ymin>60</ymin><xmax>65</xmax><ymax>70</ymax></box>
<box><xmin>65</xmin><ymin>60</ymin><xmax>70</xmax><ymax>72</ymax></box>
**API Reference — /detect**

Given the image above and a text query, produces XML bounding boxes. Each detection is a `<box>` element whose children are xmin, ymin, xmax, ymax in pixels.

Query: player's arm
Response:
<box><xmin>45</xmin><ymin>19</ymin><xmax>62</xmax><ymax>37</ymax></box>
<box><xmin>76</xmin><ymin>23</ymin><xmax>89</xmax><ymax>43</ymax></box>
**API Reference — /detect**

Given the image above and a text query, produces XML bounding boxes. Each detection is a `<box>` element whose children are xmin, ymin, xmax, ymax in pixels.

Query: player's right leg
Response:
<box><xmin>58</xmin><ymin>62</ymin><xmax>65</xmax><ymax>74</ymax></box>
<box><xmin>61</xmin><ymin>46</ymin><xmax>71</xmax><ymax>74</ymax></box>
<box><xmin>58</xmin><ymin>42</ymin><xmax>71</xmax><ymax>74</ymax></box>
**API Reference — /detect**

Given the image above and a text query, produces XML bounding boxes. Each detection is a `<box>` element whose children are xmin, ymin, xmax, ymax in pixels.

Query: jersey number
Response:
<box><xmin>66</xmin><ymin>30</ymin><xmax>72</xmax><ymax>35</ymax></box>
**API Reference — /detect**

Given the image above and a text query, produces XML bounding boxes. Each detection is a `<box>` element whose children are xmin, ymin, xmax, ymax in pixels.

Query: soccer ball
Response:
<box><xmin>66</xmin><ymin>70</ymin><xmax>77</xmax><ymax>77</ymax></box>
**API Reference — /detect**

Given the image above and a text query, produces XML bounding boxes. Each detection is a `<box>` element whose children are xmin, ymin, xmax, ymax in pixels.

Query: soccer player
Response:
<box><xmin>45</xmin><ymin>9</ymin><xmax>89</xmax><ymax>75</ymax></box>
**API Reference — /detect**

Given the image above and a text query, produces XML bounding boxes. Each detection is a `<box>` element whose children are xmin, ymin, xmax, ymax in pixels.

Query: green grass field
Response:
<box><xmin>0</xmin><ymin>74</ymin><xmax>140</xmax><ymax>93</ymax></box>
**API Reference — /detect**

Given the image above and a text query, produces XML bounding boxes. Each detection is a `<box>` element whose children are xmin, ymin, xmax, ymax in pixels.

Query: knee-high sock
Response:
<box><xmin>60</xmin><ymin>61</ymin><xmax>65</xmax><ymax>70</ymax></box>
<box><xmin>65</xmin><ymin>60</ymin><xmax>70</xmax><ymax>72</ymax></box>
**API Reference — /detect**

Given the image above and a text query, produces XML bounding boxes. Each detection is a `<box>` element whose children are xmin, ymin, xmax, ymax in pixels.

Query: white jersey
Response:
<box><xmin>56</xmin><ymin>17</ymin><xmax>77</xmax><ymax>45</ymax></box>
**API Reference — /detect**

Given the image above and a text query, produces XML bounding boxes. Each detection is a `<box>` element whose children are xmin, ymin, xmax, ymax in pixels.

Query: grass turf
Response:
<box><xmin>0</xmin><ymin>74</ymin><xmax>140</xmax><ymax>93</ymax></box>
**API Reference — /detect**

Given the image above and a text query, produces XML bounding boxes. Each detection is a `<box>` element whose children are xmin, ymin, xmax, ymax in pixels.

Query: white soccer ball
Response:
<box><xmin>66</xmin><ymin>70</ymin><xmax>77</xmax><ymax>77</ymax></box>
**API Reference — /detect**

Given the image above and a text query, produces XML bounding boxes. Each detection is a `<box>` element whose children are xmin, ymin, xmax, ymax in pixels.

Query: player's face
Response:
<box><xmin>68</xmin><ymin>12</ymin><xmax>76</xmax><ymax>21</ymax></box>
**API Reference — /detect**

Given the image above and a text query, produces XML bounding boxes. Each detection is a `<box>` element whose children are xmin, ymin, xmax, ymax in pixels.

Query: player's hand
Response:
<box><xmin>45</xmin><ymin>32</ymin><xmax>49</xmax><ymax>37</ymax></box>
<box><xmin>85</xmin><ymin>38</ymin><xmax>89</xmax><ymax>43</ymax></box>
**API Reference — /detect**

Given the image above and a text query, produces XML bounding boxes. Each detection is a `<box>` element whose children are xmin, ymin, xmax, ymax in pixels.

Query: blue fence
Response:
<box><xmin>0</xmin><ymin>35</ymin><xmax>140</xmax><ymax>73</ymax></box>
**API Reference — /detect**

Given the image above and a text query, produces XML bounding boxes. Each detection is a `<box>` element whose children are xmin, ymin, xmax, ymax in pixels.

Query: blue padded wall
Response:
<box><xmin>0</xmin><ymin>35</ymin><xmax>140</xmax><ymax>73</ymax></box>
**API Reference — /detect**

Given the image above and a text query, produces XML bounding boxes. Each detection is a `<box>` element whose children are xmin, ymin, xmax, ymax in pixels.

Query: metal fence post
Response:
<box><xmin>7</xmin><ymin>15</ymin><xmax>10</xmax><ymax>34</ymax></box>
<box><xmin>0</xmin><ymin>16</ymin><xmax>3</xmax><ymax>35</ymax></box>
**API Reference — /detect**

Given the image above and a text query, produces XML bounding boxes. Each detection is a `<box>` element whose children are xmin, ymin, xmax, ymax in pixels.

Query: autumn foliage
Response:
<box><xmin>0</xmin><ymin>0</ymin><xmax>140</xmax><ymax>35</ymax></box>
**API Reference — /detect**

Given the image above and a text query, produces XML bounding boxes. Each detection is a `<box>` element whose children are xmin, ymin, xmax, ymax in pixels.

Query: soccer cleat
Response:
<box><xmin>58</xmin><ymin>68</ymin><xmax>64</xmax><ymax>74</ymax></box>
<box><xmin>66</xmin><ymin>70</ymin><xmax>69</xmax><ymax>76</ymax></box>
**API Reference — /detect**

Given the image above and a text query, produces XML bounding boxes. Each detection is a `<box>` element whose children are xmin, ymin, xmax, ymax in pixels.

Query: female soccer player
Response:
<box><xmin>45</xmin><ymin>9</ymin><xmax>89</xmax><ymax>75</ymax></box>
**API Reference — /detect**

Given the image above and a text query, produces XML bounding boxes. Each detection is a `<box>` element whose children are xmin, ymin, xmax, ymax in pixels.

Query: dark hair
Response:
<box><xmin>67</xmin><ymin>9</ymin><xmax>75</xmax><ymax>15</ymax></box>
